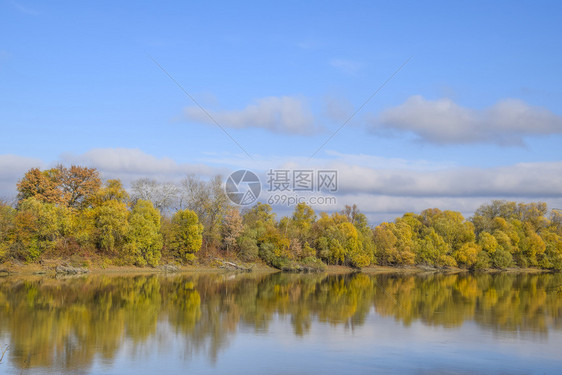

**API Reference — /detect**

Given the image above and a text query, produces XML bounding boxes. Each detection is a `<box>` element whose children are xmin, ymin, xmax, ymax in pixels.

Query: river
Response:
<box><xmin>0</xmin><ymin>271</ymin><xmax>561</xmax><ymax>374</ymax></box>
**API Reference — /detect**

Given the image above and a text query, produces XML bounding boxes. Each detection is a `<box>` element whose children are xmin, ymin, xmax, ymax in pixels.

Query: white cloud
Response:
<box><xmin>184</xmin><ymin>96</ymin><xmax>319</xmax><ymax>135</ymax></box>
<box><xmin>60</xmin><ymin>148</ymin><xmax>223</xmax><ymax>185</ymax></box>
<box><xmin>332</xmin><ymin>161</ymin><xmax>562</xmax><ymax>198</ymax></box>
<box><xmin>0</xmin><ymin>149</ymin><xmax>225</xmax><ymax>201</ymax></box>
<box><xmin>313</xmin><ymin>160</ymin><xmax>562</xmax><ymax>223</ymax></box>
<box><xmin>0</xmin><ymin>154</ymin><xmax>44</xmax><ymax>200</ymax></box>
<box><xmin>200</xmin><ymin>151</ymin><xmax>562</xmax><ymax>223</ymax></box>
<box><xmin>2</xmin><ymin>149</ymin><xmax>561</xmax><ymax>225</ymax></box>
<box><xmin>373</xmin><ymin>95</ymin><xmax>562</xmax><ymax>145</ymax></box>
<box><xmin>199</xmin><ymin>151</ymin><xmax>562</xmax><ymax>200</ymax></box>
<box><xmin>323</xmin><ymin>151</ymin><xmax>456</xmax><ymax>171</ymax></box>
<box><xmin>323</xmin><ymin>96</ymin><xmax>353</xmax><ymax>123</ymax></box>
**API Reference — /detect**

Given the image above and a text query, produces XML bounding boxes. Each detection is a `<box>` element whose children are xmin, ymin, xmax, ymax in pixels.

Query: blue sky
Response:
<box><xmin>1</xmin><ymin>0</ymin><xmax>562</xmax><ymax>222</ymax></box>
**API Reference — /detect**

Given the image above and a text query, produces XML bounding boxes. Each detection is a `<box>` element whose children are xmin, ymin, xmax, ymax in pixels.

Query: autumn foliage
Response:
<box><xmin>1</xmin><ymin>166</ymin><xmax>561</xmax><ymax>271</ymax></box>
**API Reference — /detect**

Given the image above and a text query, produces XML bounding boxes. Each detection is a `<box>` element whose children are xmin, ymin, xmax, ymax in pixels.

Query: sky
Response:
<box><xmin>1</xmin><ymin>0</ymin><xmax>562</xmax><ymax>223</ymax></box>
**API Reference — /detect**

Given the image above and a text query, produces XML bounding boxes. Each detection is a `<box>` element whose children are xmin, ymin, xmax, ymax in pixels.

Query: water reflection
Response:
<box><xmin>0</xmin><ymin>271</ymin><xmax>561</xmax><ymax>373</ymax></box>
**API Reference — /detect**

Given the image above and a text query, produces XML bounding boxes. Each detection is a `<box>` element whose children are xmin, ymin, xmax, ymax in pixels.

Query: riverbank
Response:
<box><xmin>0</xmin><ymin>258</ymin><xmax>554</xmax><ymax>277</ymax></box>
<box><xmin>0</xmin><ymin>259</ymin><xmax>277</xmax><ymax>276</ymax></box>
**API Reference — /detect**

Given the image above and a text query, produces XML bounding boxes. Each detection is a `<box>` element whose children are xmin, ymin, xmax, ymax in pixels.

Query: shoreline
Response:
<box><xmin>0</xmin><ymin>260</ymin><xmax>554</xmax><ymax>277</ymax></box>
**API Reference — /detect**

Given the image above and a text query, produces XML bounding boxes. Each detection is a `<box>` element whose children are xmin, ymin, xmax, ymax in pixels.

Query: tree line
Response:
<box><xmin>0</xmin><ymin>165</ymin><xmax>561</xmax><ymax>270</ymax></box>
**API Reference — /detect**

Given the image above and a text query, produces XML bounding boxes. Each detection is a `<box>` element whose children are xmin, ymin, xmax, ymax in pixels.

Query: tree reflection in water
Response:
<box><xmin>0</xmin><ymin>271</ymin><xmax>561</xmax><ymax>372</ymax></box>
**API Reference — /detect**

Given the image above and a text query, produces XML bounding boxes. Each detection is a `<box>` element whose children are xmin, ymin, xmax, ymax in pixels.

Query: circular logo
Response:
<box><xmin>225</xmin><ymin>170</ymin><xmax>261</xmax><ymax>205</ymax></box>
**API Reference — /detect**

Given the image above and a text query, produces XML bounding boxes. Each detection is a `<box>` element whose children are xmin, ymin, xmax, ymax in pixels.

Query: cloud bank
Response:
<box><xmin>0</xmin><ymin>154</ymin><xmax>44</xmax><ymax>200</ymax></box>
<box><xmin>185</xmin><ymin>96</ymin><xmax>318</xmax><ymax>135</ymax></box>
<box><xmin>2</xmin><ymin>149</ymin><xmax>561</xmax><ymax>224</ymax></box>
<box><xmin>331</xmin><ymin>160</ymin><xmax>562</xmax><ymax>198</ymax></box>
<box><xmin>374</xmin><ymin>96</ymin><xmax>562</xmax><ymax>145</ymax></box>
<box><xmin>199</xmin><ymin>151</ymin><xmax>562</xmax><ymax>222</ymax></box>
<box><xmin>60</xmin><ymin>148</ymin><xmax>222</xmax><ymax>183</ymax></box>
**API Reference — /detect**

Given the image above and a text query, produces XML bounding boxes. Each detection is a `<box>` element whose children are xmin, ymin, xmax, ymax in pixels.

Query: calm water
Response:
<box><xmin>0</xmin><ymin>272</ymin><xmax>561</xmax><ymax>374</ymax></box>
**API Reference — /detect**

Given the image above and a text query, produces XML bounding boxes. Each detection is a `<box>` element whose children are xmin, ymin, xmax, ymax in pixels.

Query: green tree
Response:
<box><xmin>237</xmin><ymin>235</ymin><xmax>259</xmax><ymax>261</ymax></box>
<box><xmin>241</xmin><ymin>203</ymin><xmax>293</xmax><ymax>268</ymax></box>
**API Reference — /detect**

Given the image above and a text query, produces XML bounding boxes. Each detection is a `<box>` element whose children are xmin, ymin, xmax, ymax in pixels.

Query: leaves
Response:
<box><xmin>17</xmin><ymin>165</ymin><xmax>101</xmax><ymax>208</ymax></box>
<box><xmin>168</xmin><ymin>209</ymin><xmax>203</xmax><ymax>263</ymax></box>
<box><xmin>126</xmin><ymin>200</ymin><xmax>163</xmax><ymax>266</ymax></box>
<box><xmin>6</xmin><ymin>166</ymin><xmax>562</xmax><ymax>271</ymax></box>
<box><xmin>93</xmin><ymin>199</ymin><xmax>129</xmax><ymax>254</ymax></box>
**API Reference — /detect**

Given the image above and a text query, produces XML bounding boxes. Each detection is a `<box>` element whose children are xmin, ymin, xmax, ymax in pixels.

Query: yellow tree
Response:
<box><xmin>373</xmin><ymin>221</ymin><xmax>416</xmax><ymax>266</ymax></box>
<box><xmin>540</xmin><ymin>229</ymin><xmax>562</xmax><ymax>270</ymax></box>
<box><xmin>373</xmin><ymin>223</ymin><xmax>399</xmax><ymax>265</ymax></box>
<box><xmin>92</xmin><ymin>179</ymin><xmax>129</xmax><ymax>205</ymax></box>
<box><xmin>124</xmin><ymin>200</ymin><xmax>163</xmax><ymax>266</ymax></box>
<box><xmin>416</xmin><ymin>228</ymin><xmax>456</xmax><ymax>267</ymax></box>
<box><xmin>519</xmin><ymin>222</ymin><xmax>546</xmax><ymax>266</ymax></box>
<box><xmin>312</xmin><ymin>212</ymin><xmax>372</xmax><ymax>267</ymax></box>
<box><xmin>13</xmin><ymin>197</ymin><xmax>71</xmax><ymax>261</ymax></box>
<box><xmin>168</xmin><ymin>209</ymin><xmax>203</xmax><ymax>263</ymax></box>
<box><xmin>479</xmin><ymin>231</ymin><xmax>513</xmax><ymax>269</ymax></box>
<box><xmin>453</xmin><ymin>242</ymin><xmax>481</xmax><ymax>268</ymax></box>
<box><xmin>292</xmin><ymin>203</ymin><xmax>316</xmax><ymax>236</ymax></box>
<box><xmin>93</xmin><ymin>199</ymin><xmax>128</xmax><ymax>254</ymax></box>
<box><xmin>0</xmin><ymin>201</ymin><xmax>15</xmax><ymax>260</ymax></box>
